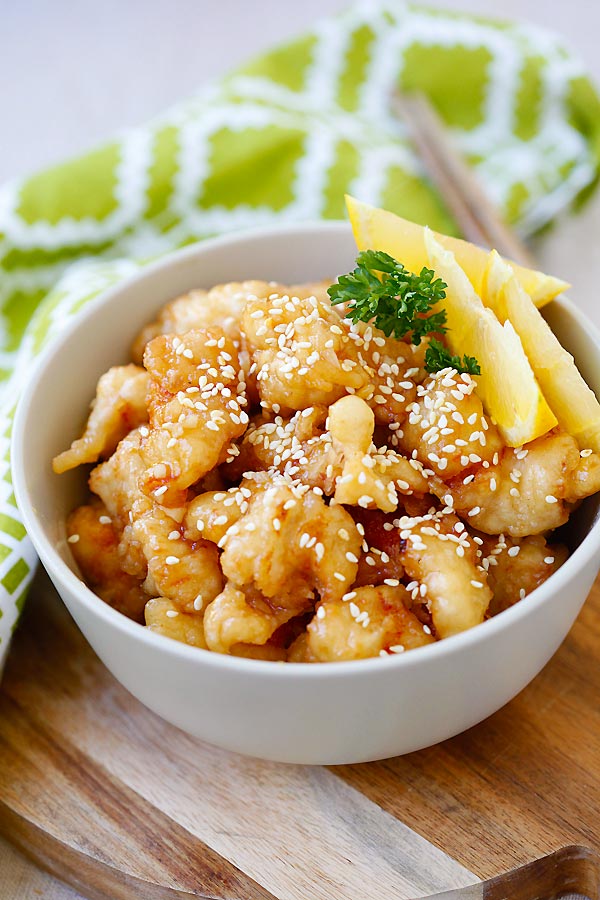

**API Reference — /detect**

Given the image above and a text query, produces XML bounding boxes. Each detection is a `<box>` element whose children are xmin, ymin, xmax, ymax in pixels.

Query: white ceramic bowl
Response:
<box><xmin>12</xmin><ymin>222</ymin><xmax>600</xmax><ymax>764</ymax></box>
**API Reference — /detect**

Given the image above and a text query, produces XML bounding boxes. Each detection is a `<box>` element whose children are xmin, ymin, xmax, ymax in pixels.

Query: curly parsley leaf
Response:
<box><xmin>328</xmin><ymin>250</ymin><xmax>481</xmax><ymax>374</ymax></box>
<box><xmin>424</xmin><ymin>339</ymin><xmax>481</xmax><ymax>375</ymax></box>
<box><xmin>327</xmin><ymin>249</ymin><xmax>448</xmax><ymax>344</ymax></box>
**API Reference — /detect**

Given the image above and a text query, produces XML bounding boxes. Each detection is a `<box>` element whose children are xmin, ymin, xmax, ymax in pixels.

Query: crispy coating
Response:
<box><xmin>328</xmin><ymin>395</ymin><xmax>429</xmax><ymax>511</ymax></box>
<box><xmin>349</xmin><ymin>324</ymin><xmax>426</xmax><ymax>429</ymax></box>
<box><xmin>447</xmin><ymin>431</ymin><xmax>600</xmax><ymax>536</ymax></box>
<box><xmin>90</xmin><ymin>429</ymin><xmax>223</xmax><ymax>612</ymax></box>
<box><xmin>396</xmin><ymin>509</ymin><xmax>492</xmax><ymax>638</ymax></box>
<box><xmin>242</xmin><ymin>290</ymin><xmax>373</xmax><ymax>412</ymax></box>
<box><xmin>400</xmin><ymin>368</ymin><xmax>503</xmax><ymax>479</ymax></box>
<box><xmin>290</xmin><ymin>585</ymin><xmax>434</xmax><ymax>662</ymax></box>
<box><xmin>67</xmin><ymin>502</ymin><xmax>147</xmax><ymax>622</ymax></box>
<box><xmin>132</xmin><ymin>280</ymin><xmax>330</xmax><ymax>363</ymax></box>
<box><xmin>227</xmin><ymin>397</ymin><xmax>429</xmax><ymax>512</ymax></box>
<box><xmin>53</xmin><ymin>365</ymin><xmax>148</xmax><ymax>474</ymax></box>
<box><xmin>480</xmin><ymin>534</ymin><xmax>569</xmax><ymax>615</ymax></box>
<box><xmin>204</xmin><ymin>582</ymin><xmax>303</xmax><ymax>654</ymax></box>
<box><xmin>217</xmin><ymin>474</ymin><xmax>362</xmax><ymax>604</ymax></box>
<box><xmin>140</xmin><ymin>327</ymin><xmax>247</xmax><ymax>506</ymax></box>
<box><xmin>145</xmin><ymin>597</ymin><xmax>208</xmax><ymax>647</ymax></box>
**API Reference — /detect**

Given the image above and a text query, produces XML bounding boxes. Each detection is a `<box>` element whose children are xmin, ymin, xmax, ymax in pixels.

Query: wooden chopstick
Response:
<box><xmin>391</xmin><ymin>91</ymin><xmax>537</xmax><ymax>267</ymax></box>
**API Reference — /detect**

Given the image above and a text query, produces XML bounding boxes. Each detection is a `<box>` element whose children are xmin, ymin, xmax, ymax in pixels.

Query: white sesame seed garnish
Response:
<box><xmin>168</xmin><ymin>530</ymin><xmax>180</xmax><ymax>541</ymax></box>
<box><xmin>99</xmin><ymin>515</ymin><xmax>111</xmax><ymax>525</ymax></box>
<box><xmin>544</xmin><ymin>556</ymin><xmax>555</xmax><ymax>564</ymax></box>
<box><xmin>67</xmin><ymin>533</ymin><xmax>80</xmax><ymax>543</ymax></box>
<box><xmin>507</xmin><ymin>546</ymin><xmax>520</xmax><ymax>557</ymax></box>
<box><xmin>166</xmin><ymin>609</ymin><xmax>179</xmax><ymax>618</ymax></box>
<box><xmin>389</xmin><ymin>645</ymin><xmax>405</xmax><ymax>654</ymax></box>
<box><xmin>165</xmin><ymin>556</ymin><xmax>179</xmax><ymax>565</ymax></box>
<box><xmin>154</xmin><ymin>485</ymin><xmax>168</xmax><ymax>497</ymax></box>
<box><xmin>581</xmin><ymin>448</ymin><xmax>593</xmax><ymax>457</ymax></box>
<box><xmin>214</xmin><ymin>515</ymin><xmax>228</xmax><ymax>526</ymax></box>
<box><xmin>333</xmin><ymin>572</ymin><xmax>345</xmax><ymax>581</ymax></box>
<box><xmin>545</xmin><ymin>495</ymin><xmax>558</xmax><ymax>504</ymax></box>
<box><xmin>519</xmin><ymin>588</ymin><xmax>526</xmax><ymax>600</ymax></box>
<box><xmin>316</xmin><ymin>606</ymin><xmax>326</xmax><ymax>619</ymax></box>
<box><xmin>467</xmin><ymin>506</ymin><xmax>481</xmax><ymax>517</ymax></box>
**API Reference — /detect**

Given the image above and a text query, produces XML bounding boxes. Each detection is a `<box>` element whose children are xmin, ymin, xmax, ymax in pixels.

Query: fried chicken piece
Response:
<box><xmin>204</xmin><ymin>583</ymin><xmax>304</xmax><ymax>655</ymax></box>
<box><xmin>217</xmin><ymin>474</ymin><xmax>362</xmax><ymax>603</ymax></box>
<box><xmin>399</xmin><ymin>368</ymin><xmax>503</xmax><ymax>479</ymax></box>
<box><xmin>479</xmin><ymin>534</ymin><xmax>569</xmax><ymax>615</ymax></box>
<box><xmin>140</xmin><ymin>327</ymin><xmax>248</xmax><ymax>507</ymax></box>
<box><xmin>289</xmin><ymin>585</ymin><xmax>434</xmax><ymax>662</ymax></box>
<box><xmin>396</xmin><ymin>509</ymin><xmax>492</xmax><ymax>638</ymax></box>
<box><xmin>328</xmin><ymin>396</ymin><xmax>429</xmax><ymax>511</ymax></box>
<box><xmin>53</xmin><ymin>365</ymin><xmax>149</xmax><ymax>474</ymax></box>
<box><xmin>349</xmin><ymin>324</ymin><xmax>425</xmax><ymax>429</ymax></box>
<box><xmin>194</xmin><ymin>472</ymin><xmax>364</xmax><ymax>652</ymax></box>
<box><xmin>67</xmin><ymin>502</ymin><xmax>147</xmax><ymax>622</ymax></box>
<box><xmin>242</xmin><ymin>290</ymin><xmax>373</xmax><ymax>413</ymax></box>
<box><xmin>145</xmin><ymin>597</ymin><xmax>208</xmax><ymax>648</ymax></box>
<box><xmin>446</xmin><ymin>431</ymin><xmax>600</xmax><ymax>537</ymax></box>
<box><xmin>90</xmin><ymin>429</ymin><xmax>223</xmax><ymax>612</ymax></box>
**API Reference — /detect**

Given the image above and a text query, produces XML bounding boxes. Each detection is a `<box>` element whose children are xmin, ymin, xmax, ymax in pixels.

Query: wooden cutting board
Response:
<box><xmin>1</xmin><ymin>566</ymin><xmax>600</xmax><ymax>900</ymax></box>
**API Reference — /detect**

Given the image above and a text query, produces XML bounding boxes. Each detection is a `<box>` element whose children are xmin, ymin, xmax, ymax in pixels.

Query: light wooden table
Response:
<box><xmin>1</xmin><ymin>1</ymin><xmax>599</xmax><ymax>897</ymax></box>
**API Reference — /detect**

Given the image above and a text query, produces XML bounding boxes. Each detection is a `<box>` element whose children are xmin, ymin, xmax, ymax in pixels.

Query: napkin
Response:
<box><xmin>1</xmin><ymin>1</ymin><xmax>599</xmax><ymax>669</ymax></box>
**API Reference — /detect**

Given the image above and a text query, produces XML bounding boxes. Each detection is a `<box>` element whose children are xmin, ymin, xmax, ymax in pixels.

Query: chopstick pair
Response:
<box><xmin>391</xmin><ymin>91</ymin><xmax>537</xmax><ymax>267</ymax></box>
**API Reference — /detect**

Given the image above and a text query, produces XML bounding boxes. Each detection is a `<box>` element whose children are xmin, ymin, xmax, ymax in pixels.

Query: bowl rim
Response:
<box><xmin>12</xmin><ymin>219</ymin><xmax>600</xmax><ymax>678</ymax></box>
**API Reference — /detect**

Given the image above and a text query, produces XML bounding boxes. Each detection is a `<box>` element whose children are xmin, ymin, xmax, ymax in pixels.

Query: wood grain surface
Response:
<box><xmin>1</xmin><ymin>568</ymin><xmax>600</xmax><ymax>899</ymax></box>
<box><xmin>0</xmin><ymin>569</ymin><xmax>475</xmax><ymax>900</ymax></box>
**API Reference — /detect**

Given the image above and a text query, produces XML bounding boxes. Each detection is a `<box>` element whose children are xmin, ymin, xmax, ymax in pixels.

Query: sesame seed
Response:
<box><xmin>193</xmin><ymin>595</ymin><xmax>204</xmax><ymax>611</ymax></box>
<box><xmin>345</xmin><ymin>551</ymin><xmax>358</xmax><ymax>563</ymax></box>
<box><xmin>467</xmin><ymin>506</ymin><xmax>481</xmax><ymax>517</ymax></box>
<box><xmin>384</xmin><ymin>578</ymin><xmax>400</xmax><ymax>586</ymax></box>
<box><xmin>544</xmin><ymin>556</ymin><xmax>555</xmax><ymax>564</ymax></box>
<box><xmin>67</xmin><ymin>533</ymin><xmax>80</xmax><ymax>544</ymax></box>
<box><xmin>389</xmin><ymin>645</ymin><xmax>405</xmax><ymax>654</ymax></box>
<box><xmin>168</xmin><ymin>530</ymin><xmax>180</xmax><ymax>541</ymax></box>
<box><xmin>581</xmin><ymin>448</ymin><xmax>593</xmax><ymax>457</ymax></box>
<box><xmin>154</xmin><ymin>485</ymin><xmax>168</xmax><ymax>497</ymax></box>
<box><xmin>196</xmin><ymin>519</ymin><xmax>205</xmax><ymax>532</ymax></box>
<box><xmin>165</xmin><ymin>556</ymin><xmax>179</xmax><ymax>565</ymax></box>
<box><xmin>333</xmin><ymin>572</ymin><xmax>346</xmax><ymax>581</ymax></box>
<box><xmin>166</xmin><ymin>610</ymin><xmax>179</xmax><ymax>618</ymax></box>
<box><xmin>316</xmin><ymin>606</ymin><xmax>326</xmax><ymax>619</ymax></box>
<box><xmin>470</xmin><ymin>580</ymin><xmax>484</xmax><ymax>588</ymax></box>
<box><xmin>214</xmin><ymin>515</ymin><xmax>228</xmax><ymax>526</ymax></box>
<box><xmin>545</xmin><ymin>495</ymin><xmax>558</xmax><ymax>504</ymax></box>
<box><xmin>507</xmin><ymin>546</ymin><xmax>520</xmax><ymax>557</ymax></box>
<box><xmin>519</xmin><ymin>588</ymin><xmax>526</xmax><ymax>600</ymax></box>
<box><xmin>99</xmin><ymin>515</ymin><xmax>111</xmax><ymax>525</ymax></box>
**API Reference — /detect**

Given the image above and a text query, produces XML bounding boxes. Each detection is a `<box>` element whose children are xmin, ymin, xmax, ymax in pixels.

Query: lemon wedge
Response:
<box><xmin>346</xmin><ymin>195</ymin><xmax>569</xmax><ymax>309</ymax></box>
<box><xmin>424</xmin><ymin>230</ymin><xmax>557</xmax><ymax>447</ymax></box>
<box><xmin>482</xmin><ymin>251</ymin><xmax>600</xmax><ymax>452</ymax></box>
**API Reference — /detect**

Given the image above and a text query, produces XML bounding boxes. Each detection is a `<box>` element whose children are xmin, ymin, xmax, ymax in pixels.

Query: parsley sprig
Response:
<box><xmin>424</xmin><ymin>339</ymin><xmax>481</xmax><ymax>375</ymax></box>
<box><xmin>328</xmin><ymin>249</ymin><xmax>447</xmax><ymax>344</ymax></box>
<box><xmin>328</xmin><ymin>249</ymin><xmax>481</xmax><ymax>375</ymax></box>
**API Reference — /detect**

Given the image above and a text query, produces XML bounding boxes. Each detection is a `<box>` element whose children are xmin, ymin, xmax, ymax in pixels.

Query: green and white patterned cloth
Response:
<box><xmin>1</xmin><ymin>1</ymin><xmax>599</xmax><ymax>668</ymax></box>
